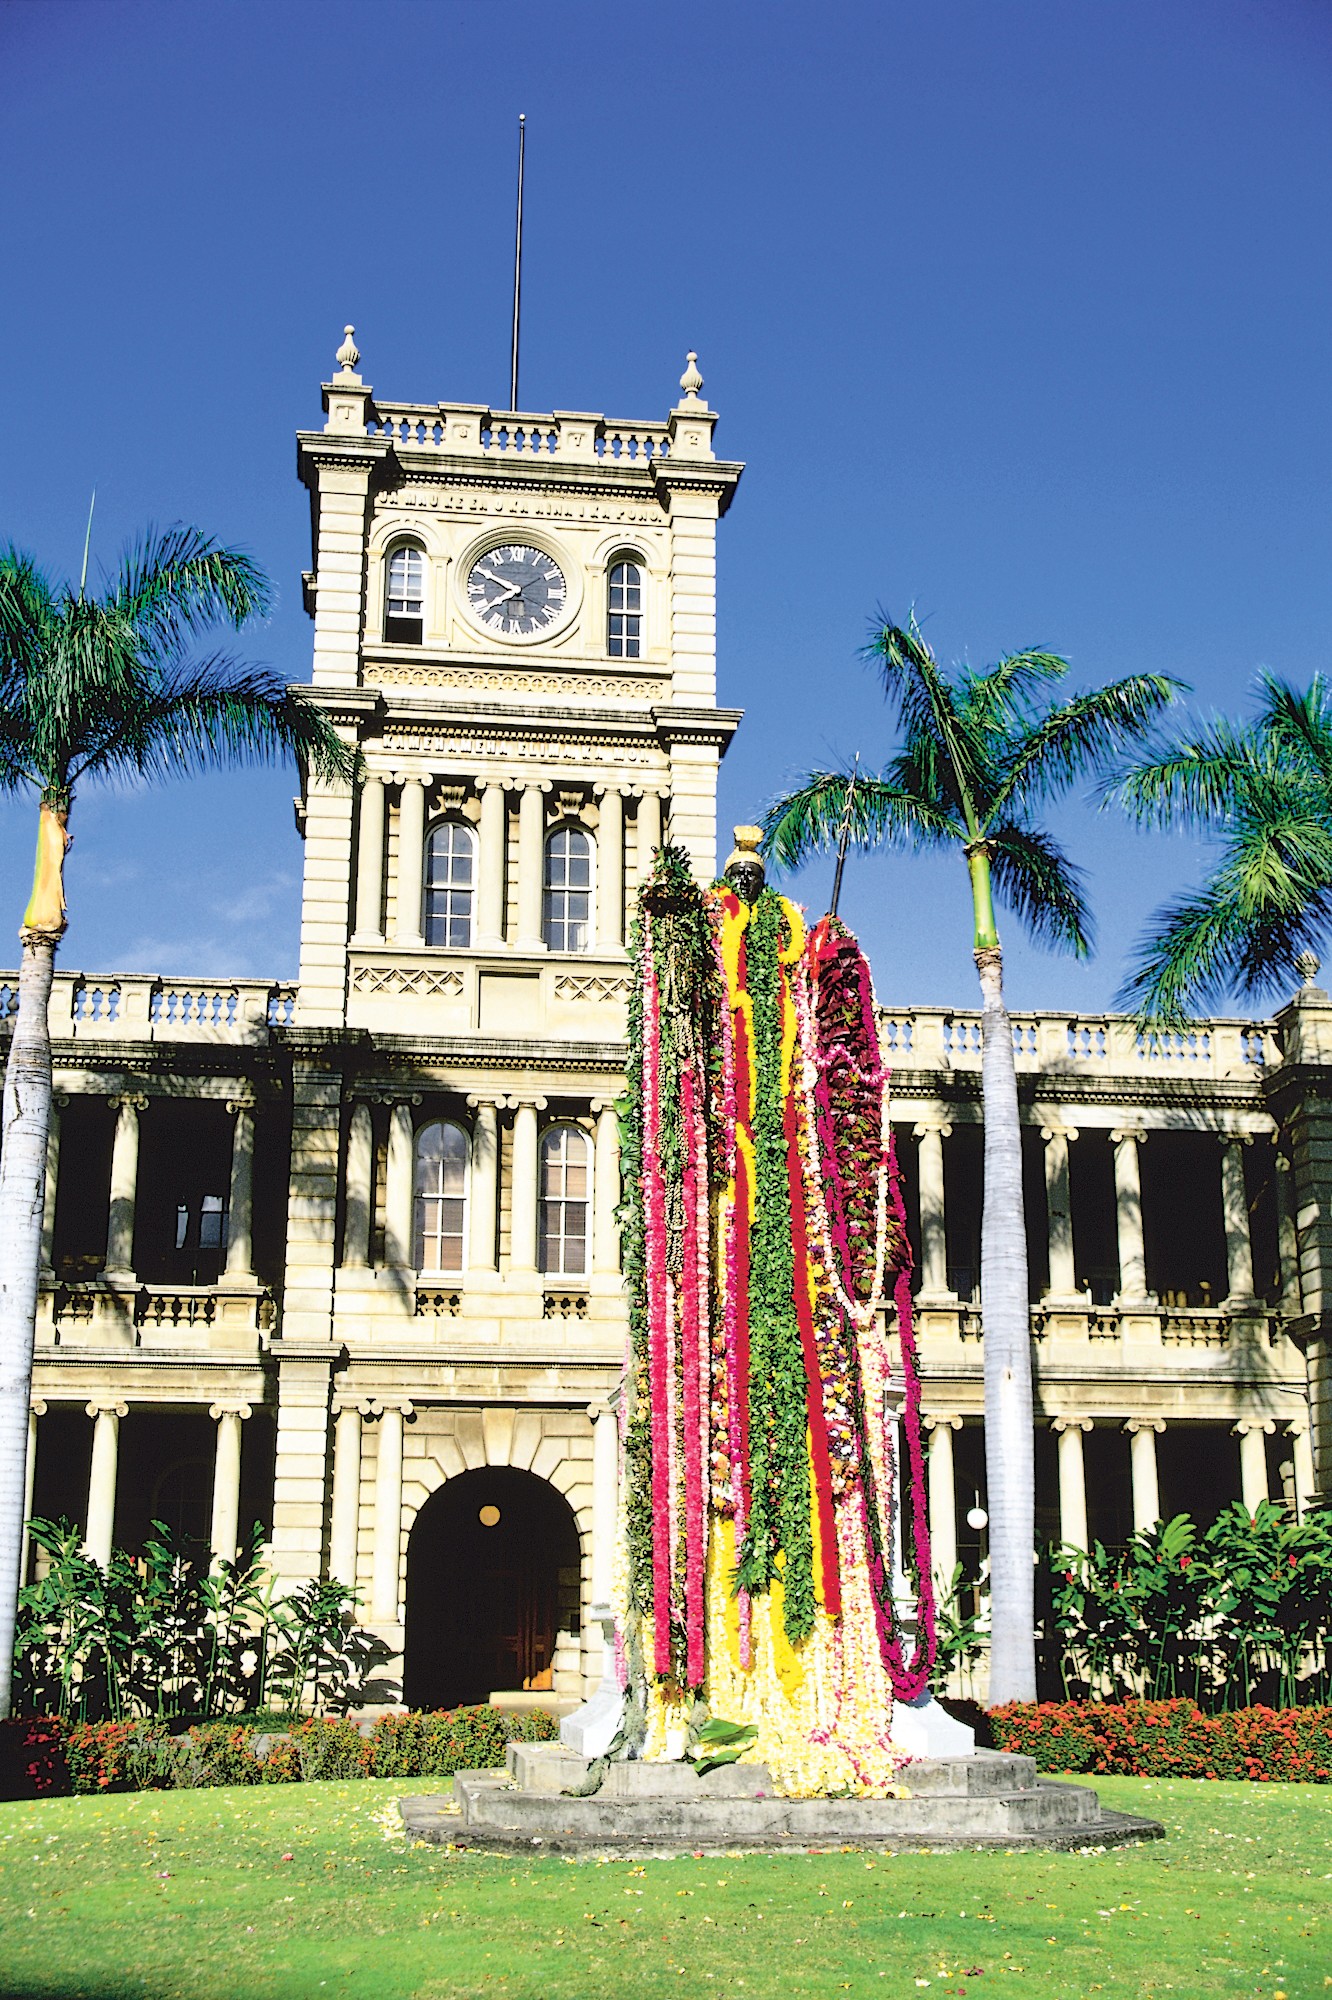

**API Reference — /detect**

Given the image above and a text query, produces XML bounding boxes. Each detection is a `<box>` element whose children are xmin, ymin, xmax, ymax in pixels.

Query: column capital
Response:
<box><xmin>30</xmin><ymin>1398</ymin><xmax>47</xmax><ymax>1418</ymax></box>
<box><xmin>86</xmin><ymin>1400</ymin><xmax>128</xmax><ymax>1421</ymax></box>
<box><xmin>923</xmin><ymin>1412</ymin><xmax>963</xmax><ymax>1432</ymax></box>
<box><xmin>209</xmin><ymin>1401</ymin><xmax>253</xmax><ymax>1422</ymax></box>
<box><xmin>586</xmin><ymin>1398</ymin><xmax>612</xmax><ymax>1422</ymax></box>
<box><xmin>1040</xmin><ymin>1123</ymin><xmax>1079</xmax><ymax>1143</ymax></box>
<box><xmin>333</xmin><ymin>1394</ymin><xmax>376</xmax><ymax>1416</ymax></box>
<box><xmin>593</xmin><ymin>782</ymin><xmax>623</xmax><ymax>801</ymax></box>
<box><xmin>912</xmin><ymin>1119</ymin><xmax>952</xmax><ymax>1140</ymax></box>
<box><xmin>590</xmin><ymin>1097</ymin><xmax>619</xmax><ymax>1116</ymax></box>
<box><xmin>369</xmin><ymin>1397</ymin><xmax>415</xmax><ymax>1420</ymax></box>
<box><xmin>1283</xmin><ymin>1419</ymin><xmax>1309</xmax><ymax>1439</ymax></box>
<box><xmin>1052</xmin><ymin>1416</ymin><xmax>1094</xmax><ymax>1434</ymax></box>
<box><xmin>226</xmin><ymin>1095</ymin><xmax>257</xmax><ymax>1116</ymax></box>
<box><xmin>466</xmin><ymin>1092</ymin><xmax>503</xmax><ymax>1111</ymax></box>
<box><xmin>522</xmin><ymin>777</ymin><xmax>552</xmax><ymax>795</ymax></box>
<box><xmin>109</xmin><ymin>1092</ymin><xmax>149</xmax><ymax>1114</ymax></box>
<box><xmin>1232</xmin><ymin>1418</ymin><xmax>1275</xmax><ymax>1437</ymax></box>
<box><xmin>1222</xmin><ymin>1131</ymin><xmax>1254</xmax><ymax>1147</ymax></box>
<box><xmin>1123</xmin><ymin>1417</ymin><xmax>1165</xmax><ymax>1436</ymax></box>
<box><xmin>1111</xmin><ymin>1126</ymin><xmax>1147</xmax><ymax>1146</ymax></box>
<box><xmin>503</xmin><ymin>1093</ymin><xmax>548</xmax><ymax>1113</ymax></box>
<box><xmin>391</xmin><ymin>768</ymin><xmax>431</xmax><ymax>789</ymax></box>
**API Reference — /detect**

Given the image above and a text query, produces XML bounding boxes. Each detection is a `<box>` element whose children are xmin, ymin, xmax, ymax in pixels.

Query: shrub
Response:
<box><xmin>989</xmin><ymin>1699</ymin><xmax>1332</xmax><ymax>1781</ymax></box>
<box><xmin>0</xmin><ymin>1717</ymin><xmax>69</xmax><ymax>1800</ymax></box>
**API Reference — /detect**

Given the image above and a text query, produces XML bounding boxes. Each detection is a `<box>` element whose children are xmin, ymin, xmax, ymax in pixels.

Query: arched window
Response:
<box><xmin>543</xmin><ymin>827</ymin><xmax>592</xmax><ymax>953</ymax></box>
<box><xmin>424</xmin><ymin>821</ymin><xmax>475</xmax><ymax>948</ymax></box>
<box><xmin>414</xmin><ymin>1119</ymin><xmax>469</xmax><ymax>1273</ymax></box>
<box><xmin>539</xmin><ymin>1126</ymin><xmax>589</xmax><ymax>1278</ymax></box>
<box><xmin>385</xmin><ymin>543</ymin><xmax>425</xmax><ymax>644</ymax></box>
<box><xmin>607</xmin><ymin>559</ymin><xmax>643</xmax><ymax>658</ymax></box>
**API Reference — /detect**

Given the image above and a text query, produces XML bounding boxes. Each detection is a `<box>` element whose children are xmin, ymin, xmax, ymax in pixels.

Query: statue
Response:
<box><xmin>582</xmin><ymin>840</ymin><xmax>950</xmax><ymax>1794</ymax></box>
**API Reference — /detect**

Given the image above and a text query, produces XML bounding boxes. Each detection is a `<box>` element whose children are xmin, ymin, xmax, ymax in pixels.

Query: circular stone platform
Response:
<box><xmin>398</xmin><ymin>1743</ymin><xmax>1164</xmax><ymax>1854</ymax></box>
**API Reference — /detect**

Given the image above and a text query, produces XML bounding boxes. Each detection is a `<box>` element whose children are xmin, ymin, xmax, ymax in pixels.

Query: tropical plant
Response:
<box><xmin>14</xmin><ymin>1517</ymin><xmax>397</xmax><ymax>1722</ymax></box>
<box><xmin>1048</xmin><ymin>1503</ymin><xmax>1332</xmax><ymax>1708</ymax></box>
<box><xmin>0</xmin><ymin>526</ymin><xmax>357</xmax><ymax>1717</ymax></box>
<box><xmin>1112</xmin><ymin>672</ymin><xmax>1332</xmax><ymax>1021</ymax></box>
<box><xmin>762</xmin><ymin>614</ymin><xmax>1176</xmax><ymax>1702</ymax></box>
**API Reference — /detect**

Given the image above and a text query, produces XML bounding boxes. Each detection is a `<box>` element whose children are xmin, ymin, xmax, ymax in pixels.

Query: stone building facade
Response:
<box><xmin>10</xmin><ymin>338</ymin><xmax>1330</xmax><ymax>1705</ymax></box>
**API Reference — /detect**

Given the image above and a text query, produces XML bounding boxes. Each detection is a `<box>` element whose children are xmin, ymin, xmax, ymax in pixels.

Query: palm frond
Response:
<box><xmin>1107</xmin><ymin>715</ymin><xmax>1276</xmax><ymax>830</ymax></box>
<box><xmin>66</xmin><ymin>660</ymin><xmax>356</xmax><ymax>792</ymax></box>
<box><xmin>1256</xmin><ymin>670</ymin><xmax>1332</xmax><ymax>782</ymax></box>
<box><xmin>988</xmin><ymin>822</ymin><xmax>1093</xmax><ymax>957</ymax></box>
<box><xmin>864</xmin><ymin>614</ymin><xmax>982</xmax><ymax>830</ymax></box>
<box><xmin>957</xmin><ymin>649</ymin><xmax>1070</xmax><ymax>737</ymax></box>
<box><xmin>760</xmin><ymin>770</ymin><xmax>958</xmax><ymax>872</ymax></box>
<box><xmin>0</xmin><ymin>548</ymin><xmax>59</xmax><ymax>682</ymax></box>
<box><xmin>991</xmin><ymin>674</ymin><xmax>1181</xmax><ymax>819</ymax></box>
<box><xmin>107</xmin><ymin>526</ymin><xmax>271</xmax><ymax>649</ymax></box>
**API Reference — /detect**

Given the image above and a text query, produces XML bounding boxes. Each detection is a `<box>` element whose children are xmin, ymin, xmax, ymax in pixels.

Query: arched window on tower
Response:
<box><xmin>423</xmin><ymin>821</ymin><xmax>476</xmax><ymax>948</ymax></box>
<box><xmin>607</xmin><ymin>558</ymin><xmax>643</xmax><ymax>658</ymax></box>
<box><xmin>542</xmin><ymin>827</ymin><xmax>593</xmax><ymax>953</ymax></box>
<box><xmin>539</xmin><ymin>1125</ymin><xmax>589</xmax><ymax>1278</ymax></box>
<box><xmin>414</xmin><ymin>1119</ymin><xmax>469</xmax><ymax>1274</ymax></box>
<box><xmin>385</xmin><ymin>543</ymin><xmax>425</xmax><ymax>644</ymax></box>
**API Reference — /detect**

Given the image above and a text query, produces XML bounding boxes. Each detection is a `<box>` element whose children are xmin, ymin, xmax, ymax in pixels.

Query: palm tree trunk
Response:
<box><xmin>0</xmin><ymin>932</ymin><xmax>58</xmax><ymax>1718</ymax></box>
<box><xmin>974</xmin><ymin>939</ymin><xmax>1037</xmax><ymax>1706</ymax></box>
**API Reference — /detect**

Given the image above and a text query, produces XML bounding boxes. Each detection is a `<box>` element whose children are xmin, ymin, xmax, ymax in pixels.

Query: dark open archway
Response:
<box><xmin>403</xmin><ymin>1466</ymin><xmax>582</xmax><ymax>1710</ymax></box>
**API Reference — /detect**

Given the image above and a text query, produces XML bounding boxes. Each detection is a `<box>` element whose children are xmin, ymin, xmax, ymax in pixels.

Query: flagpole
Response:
<box><xmin>509</xmin><ymin>114</ymin><xmax>526</xmax><ymax>412</ymax></box>
<box><xmin>828</xmin><ymin>753</ymin><xmax>861</xmax><ymax>918</ymax></box>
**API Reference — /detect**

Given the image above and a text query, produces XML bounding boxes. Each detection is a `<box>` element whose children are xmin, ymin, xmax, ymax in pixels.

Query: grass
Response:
<box><xmin>0</xmin><ymin>1775</ymin><xmax>1327</xmax><ymax>1999</ymax></box>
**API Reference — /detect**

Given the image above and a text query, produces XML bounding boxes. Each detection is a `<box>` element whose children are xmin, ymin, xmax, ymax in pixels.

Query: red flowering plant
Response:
<box><xmin>990</xmin><ymin>1698</ymin><xmax>1332</xmax><ymax>1782</ymax></box>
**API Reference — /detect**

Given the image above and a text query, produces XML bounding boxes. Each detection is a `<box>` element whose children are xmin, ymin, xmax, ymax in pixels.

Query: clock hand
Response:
<box><xmin>475</xmin><ymin>566</ymin><xmax>522</xmax><ymax>598</ymax></box>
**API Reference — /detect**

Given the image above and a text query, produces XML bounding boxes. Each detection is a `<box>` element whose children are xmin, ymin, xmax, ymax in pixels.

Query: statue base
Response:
<box><xmin>400</xmin><ymin>1742</ymin><xmax>1163</xmax><ymax>1854</ymax></box>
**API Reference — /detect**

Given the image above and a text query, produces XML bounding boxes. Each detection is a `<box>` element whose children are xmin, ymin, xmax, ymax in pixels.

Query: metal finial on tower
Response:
<box><xmin>679</xmin><ymin>350</ymin><xmax>705</xmax><ymax>404</ymax></box>
<box><xmin>335</xmin><ymin>324</ymin><xmax>361</xmax><ymax>376</ymax></box>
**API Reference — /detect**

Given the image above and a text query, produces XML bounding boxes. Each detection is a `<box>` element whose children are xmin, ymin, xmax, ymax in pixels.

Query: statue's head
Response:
<box><xmin>724</xmin><ymin>825</ymin><xmax>766</xmax><ymax>905</ymax></box>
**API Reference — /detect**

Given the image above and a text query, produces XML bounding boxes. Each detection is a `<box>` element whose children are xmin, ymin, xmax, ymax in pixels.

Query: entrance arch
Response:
<box><xmin>403</xmin><ymin>1466</ymin><xmax>582</xmax><ymax>1710</ymax></box>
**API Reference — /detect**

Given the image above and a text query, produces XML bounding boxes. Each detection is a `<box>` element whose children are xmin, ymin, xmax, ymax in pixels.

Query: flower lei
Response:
<box><xmin>622</xmin><ymin>854</ymin><xmax>936</xmax><ymax>1743</ymax></box>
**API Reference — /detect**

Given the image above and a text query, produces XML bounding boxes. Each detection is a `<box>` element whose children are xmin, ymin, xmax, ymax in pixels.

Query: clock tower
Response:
<box><xmin>272</xmin><ymin>334</ymin><xmax>743</xmax><ymax>1700</ymax></box>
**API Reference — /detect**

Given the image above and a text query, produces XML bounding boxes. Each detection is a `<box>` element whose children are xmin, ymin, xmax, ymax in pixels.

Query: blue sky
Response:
<box><xmin>2</xmin><ymin>0</ymin><xmax>1330</xmax><ymax>1013</ymax></box>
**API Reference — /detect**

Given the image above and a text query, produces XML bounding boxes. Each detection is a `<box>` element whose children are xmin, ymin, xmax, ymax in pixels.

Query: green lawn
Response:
<box><xmin>0</xmin><ymin>1775</ymin><xmax>1326</xmax><ymax>2000</ymax></box>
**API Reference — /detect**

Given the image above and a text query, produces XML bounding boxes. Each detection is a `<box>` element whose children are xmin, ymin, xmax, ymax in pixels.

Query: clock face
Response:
<box><xmin>466</xmin><ymin>543</ymin><xmax>567</xmax><ymax>637</ymax></box>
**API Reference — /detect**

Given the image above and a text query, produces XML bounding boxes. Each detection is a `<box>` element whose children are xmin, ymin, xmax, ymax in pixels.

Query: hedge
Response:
<box><xmin>989</xmin><ymin>1699</ymin><xmax>1332</xmax><ymax>1781</ymax></box>
<box><xmin>0</xmin><ymin>1704</ymin><xmax>560</xmax><ymax>1799</ymax></box>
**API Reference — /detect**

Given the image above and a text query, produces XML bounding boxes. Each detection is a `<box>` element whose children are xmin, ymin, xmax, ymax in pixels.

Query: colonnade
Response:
<box><xmin>339</xmin><ymin>1094</ymin><xmax>621</xmax><ymax>1278</ymax></box>
<box><xmin>924</xmin><ymin>1410</ymin><xmax>1318</xmax><ymax>1584</ymax></box>
<box><xmin>911</xmin><ymin>1120</ymin><xmax>1274</xmax><ymax>1308</ymax></box>
<box><xmin>350</xmin><ymin>771</ymin><xmax>665</xmax><ymax>955</ymax></box>
<box><xmin>42</xmin><ymin>1092</ymin><xmax>261</xmax><ymax>1289</ymax></box>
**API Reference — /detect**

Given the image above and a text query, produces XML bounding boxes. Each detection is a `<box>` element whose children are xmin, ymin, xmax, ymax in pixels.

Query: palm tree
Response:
<box><xmin>0</xmin><ymin>526</ymin><xmax>356</xmax><ymax>1717</ymax></box>
<box><xmin>762</xmin><ymin>615</ymin><xmax>1177</xmax><ymax>1704</ymax></box>
<box><xmin>1113</xmin><ymin>673</ymin><xmax>1332</xmax><ymax>1021</ymax></box>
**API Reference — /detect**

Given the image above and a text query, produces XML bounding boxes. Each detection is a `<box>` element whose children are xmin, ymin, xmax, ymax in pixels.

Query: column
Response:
<box><xmin>329</xmin><ymin>1401</ymin><xmax>364</xmax><ymax>1589</ymax></box>
<box><xmin>1221</xmin><ymin>1137</ymin><xmax>1256</xmax><ymax>1303</ymax></box>
<box><xmin>21</xmin><ymin>1399</ymin><xmax>45</xmax><ymax>1587</ymax></box>
<box><xmin>1112</xmin><ymin>1129</ymin><xmax>1150</xmax><ymax>1303</ymax></box>
<box><xmin>1043</xmin><ymin>1126</ymin><xmax>1078</xmax><ymax>1298</ymax></box>
<box><xmin>468</xmin><ymin>1099</ymin><xmax>499</xmax><ymax>1274</ymax></box>
<box><xmin>594</xmin><ymin>787</ymin><xmax>624</xmax><ymax>952</ymax></box>
<box><xmin>589</xmin><ymin>1400</ymin><xmax>617</xmax><ymax>1608</ymax></box>
<box><xmin>925</xmin><ymin>1414</ymin><xmax>960</xmax><ymax>1590</ymax></box>
<box><xmin>592</xmin><ymin>1101</ymin><xmax>621</xmax><ymax>1276</ymax></box>
<box><xmin>1287</xmin><ymin>1422</ymin><xmax>1316</xmax><ymax>1518</ymax></box>
<box><xmin>40</xmin><ymin>1096</ymin><xmax>64</xmax><ymax>1273</ymax></box>
<box><xmin>475</xmin><ymin>780</ymin><xmax>507</xmax><ymax>949</ymax></box>
<box><xmin>1275</xmin><ymin>1148</ymin><xmax>1302</xmax><ymax>1309</ymax></box>
<box><xmin>514</xmin><ymin>783</ymin><xmax>547</xmax><ymax>953</ymax></box>
<box><xmin>342</xmin><ymin>1101</ymin><xmax>374</xmax><ymax>1268</ymax></box>
<box><xmin>208</xmin><ymin>1402</ymin><xmax>250</xmax><ymax>1565</ymax></box>
<box><xmin>223</xmin><ymin>1102</ymin><xmax>256</xmax><ymax>1281</ymax></box>
<box><xmin>1124</xmin><ymin>1418</ymin><xmax>1164</xmax><ymax>1533</ymax></box>
<box><xmin>636</xmin><ymin>790</ymin><xmax>663</xmax><ymax>886</ymax></box>
<box><xmin>353</xmin><ymin>772</ymin><xmax>386</xmax><ymax>943</ymax></box>
<box><xmin>509</xmin><ymin>1100</ymin><xmax>541</xmax><ymax>1276</ymax></box>
<box><xmin>85</xmin><ymin>1400</ymin><xmax>127</xmax><ymax>1569</ymax></box>
<box><xmin>371</xmin><ymin>1401</ymin><xmax>410</xmax><ymax>1623</ymax></box>
<box><xmin>1234</xmin><ymin>1419</ymin><xmax>1272</xmax><ymax>1513</ymax></box>
<box><xmin>384</xmin><ymin>1101</ymin><xmax>416</xmax><ymax>1270</ymax></box>
<box><xmin>1053</xmin><ymin>1417</ymin><xmax>1092</xmax><ymax>1551</ymax></box>
<box><xmin>104</xmin><ymin>1095</ymin><xmax>144</xmax><ymax>1279</ymax></box>
<box><xmin>393</xmin><ymin>776</ymin><xmax>426</xmax><ymax>947</ymax></box>
<box><xmin>913</xmin><ymin>1122</ymin><xmax>952</xmax><ymax>1300</ymax></box>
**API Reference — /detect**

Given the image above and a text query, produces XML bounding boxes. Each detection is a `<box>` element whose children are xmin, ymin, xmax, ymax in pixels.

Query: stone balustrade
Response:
<box><xmin>0</xmin><ymin>973</ymin><xmax>297</xmax><ymax>1043</ymax></box>
<box><xmin>36</xmin><ymin>1277</ymin><xmax>275</xmax><ymax>1350</ymax></box>
<box><xmin>364</xmin><ymin>401</ymin><xmax>676</xmax><ymax>465</ymax></box>
<box><xmin>879</xmin><ymin>1005</ymin><xmax>1275</xmax><ymax>1079</ymax></box>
